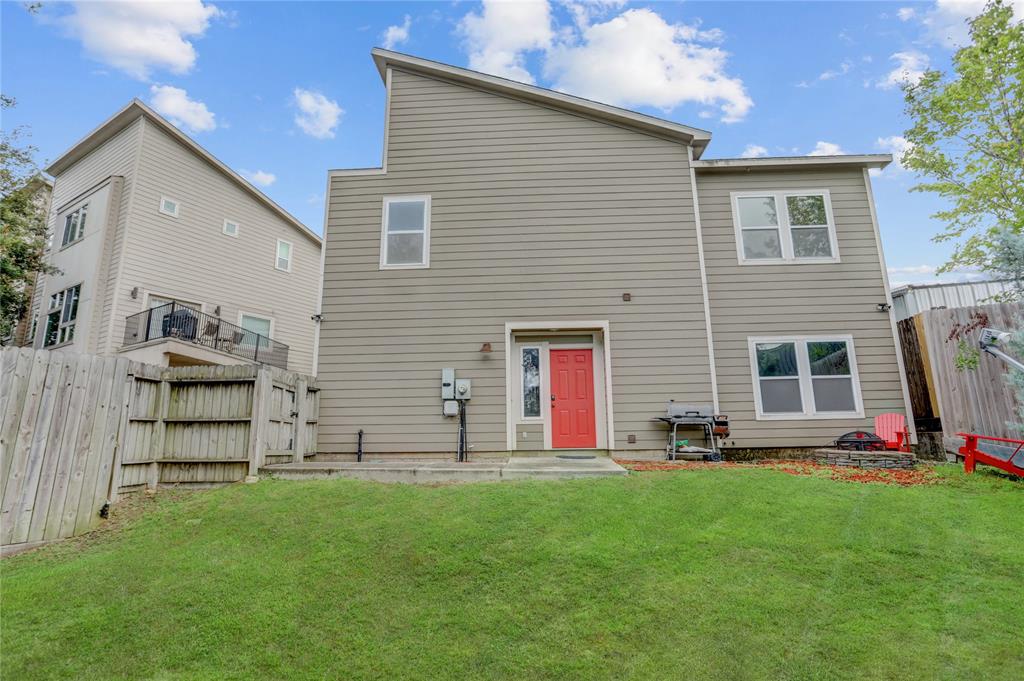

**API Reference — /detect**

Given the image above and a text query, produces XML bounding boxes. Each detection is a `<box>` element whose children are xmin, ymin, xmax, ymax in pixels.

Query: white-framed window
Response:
<box><xmin>239</xmin><ymin>312</ymin><xmax>274</xmax><ymax>352</ymax></box>
<box><xmin>521</xmin><ymin>346</ymin><xmax>542</xmax><ymax>420</ymax></box>
<box><xmin>159</xmin><ymin>196</ymin><xmax>180</xmax><ymax>218</ymax></box>
<box><xmin>731</xmin><ymin>190</ymin><xmax>839</xmax><ymax>264</ymax></box>
<box><xmin>43</xmin><ymin>284</ymin><xmax>81</xmax><ymax>347</ymax></box>
<box><xmin>60</xmin><ymin>203</ymin><xmax>89</xmax><ymax>247</ymax></box>
<box><xmin>223</xmin><ymin>219</ymin><xmax>239</xmax><ymax>237</ymax></box>
<box><xmin>380</xmin><ymin>195</ymin><xmax>430</xmax><ymax>269</ymax></box>
<box><xmin>748</xmin><ymin>335</ymin><xmax>863</xmax><ymax>420</ymax></box>
<box><xmin>275</xmin><ymin>239</ymin><xmax>292</xmax><ymax>272</ymax></box>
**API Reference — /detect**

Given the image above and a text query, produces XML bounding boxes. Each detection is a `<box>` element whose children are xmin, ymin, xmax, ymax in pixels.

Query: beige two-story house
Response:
<box><xmin>318</xmin><ymin>49</ymin><xmax>914</xmax><ymax>456</ymax></box>
<box><xmin>25</xmin><ymin>100</ymin><xmax>321</xmax><ymax>374</ymax></box>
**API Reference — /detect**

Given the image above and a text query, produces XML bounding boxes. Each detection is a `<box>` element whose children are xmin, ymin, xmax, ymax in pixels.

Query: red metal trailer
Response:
<box><xmin>957</xmin><ymin>433</ymin><xmax>1024</xmax><ymax>477</ymax></box>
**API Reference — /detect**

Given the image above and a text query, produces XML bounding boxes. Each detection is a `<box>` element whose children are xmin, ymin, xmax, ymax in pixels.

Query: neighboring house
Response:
<box><xmin>23</xmin><ymin>100</ymin><xmax>321</xmax><ymax>374</ymax></box>
<box><xmin>892</xmin><ymin>280</ymin><xmax>1014</xmax><ymax>321</ymax></box>
<box><xmin>317</xmin><ymin>49</ymin><xmax>914</xmax><ymax>456</ymax></box>
<box><xmin>6</xmin><ymin>174</ymin><xmax>54</xmax><ymax>347</ymax></box>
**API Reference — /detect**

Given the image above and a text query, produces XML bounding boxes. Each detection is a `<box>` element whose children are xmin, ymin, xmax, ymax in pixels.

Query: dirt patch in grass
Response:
<box><xmin>615</xmin><ymin>458</ymin><xmax>942</xmax><ymax>486</ymax></box>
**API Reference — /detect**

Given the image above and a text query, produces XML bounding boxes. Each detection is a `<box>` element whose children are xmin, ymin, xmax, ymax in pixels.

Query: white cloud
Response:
<box><xmin>807</xmin><ymin>141</ymin><xmax>846</xmax><ymax>156</ymax></box>
<box><xmin>897</xmin><ymin>7</ymin><xmax>917</xmax><ymax>21</ymax></box>
<box><xmin>458</xmin><ymin>0</ymin><xmax>553</xmax><ymax>83</ymax></box>
<box><xmin>382</xmin><ymin>15</ymin><xmax>411</xmax><ymax>50</ymax></box>
<box><xmin>797</xmin><ymin>60</ymin><xmax>854</xmax><ymax>87</ymax></box>
<box><xmin>877</xmin><ymin>50</ymin><xmax>929</xmax><ymax>89</ymax></box>
<box><xmin>876</xmin><ymin>135</ymin><xmax>913</xmax><ymax>171</ymax></box>
<box><xmin>293</xmin><ymin>88</ymin><xmax>343</xmax><ymax>139</ymax></box>
<box><xmin>57</xmin><ymin>0</ymin><xmax>221</xmax><ymax>80</ymax></box>
<box><xmin>543</xmin><ymin>8</ymin><xmax>752</xmax><ymax>122</ymax></box>
<box><xmin>740</xmin><ymin>144</ymin><xmax>768</xmax><ymax>158</ymax></box>
<box><xmin>149</xmin><ymin>85</ymin><xmax>216</xmax><ymax>133</ymax></box>
<box><xmin>909</xmin><ymin>1</ymin><xmax>1023</xmax><ymax>48</ymax></box>
<box><xmin>887</xmin><ymin>263</ymin><xmax>988</xmax><ymax>287</ymax></box>
<box><xmin>241</xmin><ymin>169</ymin><xmax>276</xmax><ymax>187</ymax></box>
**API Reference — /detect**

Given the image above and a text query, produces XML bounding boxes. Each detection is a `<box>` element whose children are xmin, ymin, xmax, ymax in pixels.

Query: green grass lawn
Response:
<box><xmin>2</xmin><ymin>467</ymin><xmax>1022</xmax><ymax>680</ymax></box>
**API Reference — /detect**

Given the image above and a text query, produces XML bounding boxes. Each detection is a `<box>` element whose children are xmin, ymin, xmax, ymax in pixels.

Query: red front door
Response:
<box><xmin>550</xmin><ymin>349</ymin><xmax>597</xmax><ymax>449</ymax></box>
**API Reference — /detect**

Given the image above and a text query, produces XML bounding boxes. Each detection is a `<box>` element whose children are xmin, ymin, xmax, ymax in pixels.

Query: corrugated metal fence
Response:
<box><xmin>0</xmin><ymin>347</ymin><xmax>317</xmax><ymax>551</ymax></box>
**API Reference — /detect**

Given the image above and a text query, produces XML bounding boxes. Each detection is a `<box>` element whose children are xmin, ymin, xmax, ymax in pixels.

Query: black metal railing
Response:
<box><xmin>122</xmin><ymin>302</ymin><xmax>290</xmax><ymax>369</ymax></box>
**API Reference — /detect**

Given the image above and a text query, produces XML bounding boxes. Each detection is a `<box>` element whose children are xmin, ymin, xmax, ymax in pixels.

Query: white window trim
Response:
<box><xmin>238</xmin><ymin>311</ymin><xmax>275</xmax><ymax>339</ymax></box>
<box><xmin>159</xmin><ymin>196</ymin><xmax>180</xmax><ymax>218</ymax></box>
<box><xmin>747</xmin><ymin>334</ymin><xmax>864</xmax><ymax>420</ymax></box>
<box><xmin>60</xmin><ymin>202</ymin><xmax>89</xmax><ymax>249</ymax></box>
<box><xmin>519</xmin><ymin>345</ymin><xmax>544</xmax><ymax>422</ymax></box>
<box><xmin>223</xmin><ymin>219</ymin><xmax>239</xmax><ymax>237</ymax></box>
<box><xmin>276</xmin><ymin>239</ymin><xmax>293</xmax><ymax>272</ymax></box>
<box><xmin>380</xmin><ymin>195</ymin><xmax>431</xmax><ymax>270</ymax></box>
<box><xmin>43</xmin><ymin>282</ymin><xmax>82</xmax><ymax>348</ymax></box>
<box><xmin>731</xmin><ymin>189</ymin><xmax>840</xmax><ymax>265</ymax></box>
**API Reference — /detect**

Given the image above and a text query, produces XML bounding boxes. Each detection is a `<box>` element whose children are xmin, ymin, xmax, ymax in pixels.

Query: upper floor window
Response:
<box><xmin>61</xmin><ymin>204</ymin><xmax>88</xmax><ymax>247</ymax></box>
<box><xmin>43</xmin><ymin>284</ymin><xmax>81</xmax><ymax>347</ymax></box>
<box><xmin>159</xmin><ymin>196</ymin><xmax>180</xmax><ymax>218</ymax></box>
<box><xmin>380</xmin><ymin>195</ymin><xmax>430</xmax><ymax>269</ymax></box>
<box><xmin>223</xmin><ymin>219</ymin><xmax>239</xmax><ymax>237</ymax></box>
<box><xmin>276</xmin><ymin>239</ymin><xmax>292</xmax><ymax>272</ymax></box>
<box><xmin>749</xmin><ymin>335</ymin><xmax>862</xmax><ymax>419</ymax></box>
<box><xmin>732</xmin><ymin>190</ymin><xmax>838</xmax><ymax>264</ymax></box>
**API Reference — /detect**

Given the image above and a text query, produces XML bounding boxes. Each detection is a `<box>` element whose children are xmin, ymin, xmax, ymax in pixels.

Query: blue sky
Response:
<box><xmin>0</xmin><ymin>1</ymin><xmax>1002</xmax><ymax>285</ymax></box>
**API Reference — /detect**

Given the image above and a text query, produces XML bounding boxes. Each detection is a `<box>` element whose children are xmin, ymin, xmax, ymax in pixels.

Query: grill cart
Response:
<box><xmin>653</xmin><ymin>402</ymin><xmax>728</xmax><ymax>461</ymax></box>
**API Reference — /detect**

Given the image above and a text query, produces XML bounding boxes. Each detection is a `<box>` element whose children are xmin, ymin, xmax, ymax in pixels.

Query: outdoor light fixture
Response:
<box><xmin>876</xmin><ymin>302</ymin><xmax>892</xmax><ymax>312</ymax></box>
<box><xmin>479</xmin><ymin>342</ymin><xmax>493</xmax><ymax>353</ymax></box>
<box><xmin>213</xmin><ymin>305</ymin><xmax>221</xmax><ymax>317</ymax></box>
<box><xmin>130</xmin><ymin>286</ymin><xmax>139</xmax><ymax>299</ymax></box>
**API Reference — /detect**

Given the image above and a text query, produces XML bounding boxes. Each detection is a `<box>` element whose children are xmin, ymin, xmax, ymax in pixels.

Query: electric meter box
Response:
<box><xmin>455</xmin><ymin>378</ymin><xmax>472</xmax><ymax>400</ymax></box>
<box><xmin>442</xmin><ymin>400</ymin><xmax>459</xmax><ymax>417</ymax></box>
<box><xmin>441</xmin><ymin>368</ymin><xmax>455</xmax><ymax>400</ymax></box>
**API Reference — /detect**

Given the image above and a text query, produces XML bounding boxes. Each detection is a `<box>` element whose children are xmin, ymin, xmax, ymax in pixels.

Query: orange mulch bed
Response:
<box><xmin>614</xmin><ymin>459</ymin><xmax>941</xmax><ymax>487</ymax></box>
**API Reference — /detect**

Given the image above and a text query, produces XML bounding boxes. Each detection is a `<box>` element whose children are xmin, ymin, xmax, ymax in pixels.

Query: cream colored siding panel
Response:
<box><xmin>319</xmin><ymin>68</ymin><xmax>712</xmax><ymax>454</ymax></box>
<box><xmin>33</xmin><ymin>118</ymin><xmax>141</xmax><ymax>354</ymax></box>
<box><xmin>697</xmin><ymin>168</ymin><xmax>904</xmax><ymax>448</ymax></box>
<box><xmin>117</xmin><ymin>121</ymin><xmax>320</xmax><ymax>373</ymax></box>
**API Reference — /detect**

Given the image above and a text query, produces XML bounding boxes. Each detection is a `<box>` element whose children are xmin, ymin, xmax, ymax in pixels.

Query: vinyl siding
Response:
<box><xmin>319</xmin><ymin>68</ymin><xmax>713</xmax><ymax>454</ymax></box>
<box><xmin>31</xmin><ymin>118</ymin><xmax>141</xmax><ymax>354</ymax></box>
<box><xmin>114</xmin><ymin>120</ymin><xmax>321</xmax><ymax>374</ymax></box>
<box><xmin>697</xmin><ymin>168</ymin><xmax>906</xmax><ymax>448</ymax></box>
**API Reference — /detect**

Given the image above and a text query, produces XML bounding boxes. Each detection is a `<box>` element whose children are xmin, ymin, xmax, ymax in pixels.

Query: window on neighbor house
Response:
<box><xmin>522</xmin><ymin>347</ymin><xmax>541</xmax><ymax>419</ymax></box>
<box><xmin>61</xmin><ymin>203</ymin><xmax>88</xmax><ymax>247</ymax></box>
<box><xmin>159</xmin><ymin>196</ymin><xmax>180</xmax><ymax>217</ymax></box>
<box><xmin>381</xmin><ymin>196</ymin><xmax>430</xmax><ymax>268</ymax></box>
<box><xmin>43</xmin><ymin>284</ymin><xmax>81</xmax><ymax>347</ymax></box>
<box><xmin>240</xmin><ymin>313</ymin><xmax>273</xmax><ymax>351</ymax></box>
<box><xmin>276</xmin><ymin>240</ymin><xmax>292</xmax><ymax>271</ymax></box>
<box><xmin>733</xmin><ymin>191</ymin><xmax>838</xmax><ymax>264</ymax></box>
<box><xmin>223</xmin><ymin>219</ymin><xmax>239</xmax><ymax>237</ymax></box>
<box><xmin>750</xmin><ymin>336</ymin><xmax>862</xmax><ymax>418</ymax></box>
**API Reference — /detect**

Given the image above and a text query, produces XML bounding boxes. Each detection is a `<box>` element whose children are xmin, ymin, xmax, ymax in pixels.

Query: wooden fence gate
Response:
<box><xmin>0</xmin><ymin>347</ymin><xmax>317</xmax><ymax>552</ymax></box>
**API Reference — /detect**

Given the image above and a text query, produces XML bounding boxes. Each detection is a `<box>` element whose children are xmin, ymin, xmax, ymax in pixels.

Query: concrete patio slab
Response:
<box><xmin>261</xmin><ymin>457</ymin><xmax>627</xmax><ymax>484</ymax></box>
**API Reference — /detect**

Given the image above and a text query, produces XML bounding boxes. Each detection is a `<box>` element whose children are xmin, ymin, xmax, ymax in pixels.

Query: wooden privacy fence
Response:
<box><xmin>0</xmin><ymin>347</ymin><xmax>317</xmax><ymax>550</ymax></box>
<box><xmin>902</xmin><ymin>303</ymin><xmax>1022</xmax><ymax>453</ymax></box>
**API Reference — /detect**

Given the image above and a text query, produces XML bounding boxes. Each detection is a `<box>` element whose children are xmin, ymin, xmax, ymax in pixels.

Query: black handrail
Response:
<box><xmin>122</xmin><ymin>302</ymin><xmax>289</xmax><ymax>369</ymax></box>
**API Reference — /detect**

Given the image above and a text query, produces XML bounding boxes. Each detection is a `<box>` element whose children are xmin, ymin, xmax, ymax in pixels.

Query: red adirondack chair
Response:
<box><xmin>874</xmin><ymin>413</ymin><xmax>911</xmax><ymax>452</ymax></box>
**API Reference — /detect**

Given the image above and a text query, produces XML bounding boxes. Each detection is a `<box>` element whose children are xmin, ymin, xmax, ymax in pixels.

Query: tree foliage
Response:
<box><xmin>901</xmin><ymin>0</ymin><xmax>1024</xmax><ymax>273</ymax></box>
<box><xmin>0</xmin><ymin>96</ymin><xmax>53</xmax><ymax>341</ymax></box>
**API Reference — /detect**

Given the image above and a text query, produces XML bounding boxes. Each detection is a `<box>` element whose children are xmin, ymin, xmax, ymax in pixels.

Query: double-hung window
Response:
<box><xmin>43</xmin><ymin>284</ymin><xmax>81</xmax><ymax>347</ymax></box>
<box><xmin>61</xmin><ymin>204</ymin><xmax>88</xmax><ymax>247</ymax></box>
<box><xmin>732</xmin><ymin>190</ymin><xmax>838</xmax><ymax>264</ymax></box>
<box><xmin>380</xmin><ymin>195</ymin><xmax>430</xmax><ymax>268</ymax></box>
<box><xmin>276</xmin><ymin>239</ymin><xmax>293</xmax><ymax>272</ymax></box>
<box><xmin>749</xmin><ymin>336</ymin><xmax>862</xmax><ymax>419</ymax></box>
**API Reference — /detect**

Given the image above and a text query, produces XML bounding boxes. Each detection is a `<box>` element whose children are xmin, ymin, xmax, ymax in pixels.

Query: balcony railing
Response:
<box><xmin>122</xmin><ymin>303</ymin><xmax>289</xmax><ymax>369</ymax></box>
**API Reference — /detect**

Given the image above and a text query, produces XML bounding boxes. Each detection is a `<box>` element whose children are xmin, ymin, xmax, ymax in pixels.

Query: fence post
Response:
<box><xmin>107</xmin><ymin>372</ymin><xmax>135</xmax><ymax>504</ymax></box>
<box><xmin>150</xmin><ymin>376</ymin><xmax>170</xmax><ymax>490</ymax></box>
<box><xmin>246</xmin><ymin>368</ymin><xmax>272</xmax><ymax>481</ymax></box>
<box><xmin>292</xmin><ymin>377</ymin><xmax>308</xmax><ymax>464</ymax></box>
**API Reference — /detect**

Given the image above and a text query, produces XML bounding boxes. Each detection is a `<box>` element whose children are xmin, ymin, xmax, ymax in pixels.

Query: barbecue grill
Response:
<box><xmin>652</xmin><ymin>402</ymin><xmax>729</xmax><ymax>461</ymax></box>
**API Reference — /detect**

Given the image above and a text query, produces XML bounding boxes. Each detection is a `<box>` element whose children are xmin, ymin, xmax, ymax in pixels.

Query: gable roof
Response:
<box><xmin>45</xmin><ymin>100</ymin><xmax>320</xmax><ymax>245</ymax></box>
<box><xmin>371</xmin><ymin>48</ymin><xmax>713</xmax><ymax>158</ymax></box>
